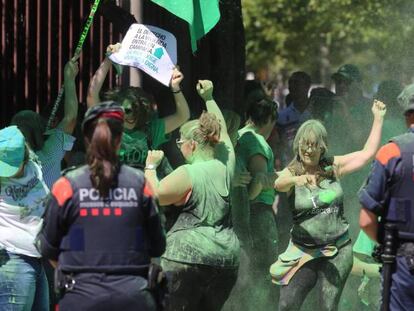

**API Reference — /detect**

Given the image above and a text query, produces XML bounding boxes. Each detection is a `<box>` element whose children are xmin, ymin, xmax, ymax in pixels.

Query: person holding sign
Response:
<box><xmin>87</xmin><ymin>43</ymin><xmax>190</xmax><ymax>173</ymax></box>
<box><xmin>144</xmin><ymin>80</ymin><xmax>239</xmax><ymax>311</ymax></box>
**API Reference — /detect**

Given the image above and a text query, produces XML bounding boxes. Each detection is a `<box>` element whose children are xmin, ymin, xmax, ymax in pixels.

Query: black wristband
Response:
<box><xmin>172</xmin><ymin>89</ymin><xmax>182</xmax><ymax>94</ymax></box>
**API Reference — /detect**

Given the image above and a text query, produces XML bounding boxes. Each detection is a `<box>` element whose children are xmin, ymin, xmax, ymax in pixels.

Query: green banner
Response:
<box><xmin>151</xmin><ymin>0</ymin><xmax>220</xmax><ymax>52</ymax></box>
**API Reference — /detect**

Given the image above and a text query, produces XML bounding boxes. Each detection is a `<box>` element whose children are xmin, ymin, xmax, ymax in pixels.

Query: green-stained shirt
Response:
<box><xmin>163</xmin><ymin>159</ymin><xmax>240</xmax><ymax>267</ymax></box>
<box><xmin>290</xmin><ymin>178</ymin><xmax>348</xmax><ymax>246</ymax></box>
<box><xmin>119</xmin><ymin>117</ymin><xmax>168</xmax><ymax>168</ymax></box>
<box><xmin>236</xmin><ymin>128</ymin><xmax>275</xmax><ymax>205</ymax></box>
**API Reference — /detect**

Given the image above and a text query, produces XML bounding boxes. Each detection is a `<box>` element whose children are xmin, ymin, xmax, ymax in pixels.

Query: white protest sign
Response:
<box><xmin>109</xmin><ymin>24</ymin><xmax>177</xmax><ymax>86</ymax></box>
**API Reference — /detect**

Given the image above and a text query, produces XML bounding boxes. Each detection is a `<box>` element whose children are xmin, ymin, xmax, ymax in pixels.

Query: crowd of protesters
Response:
<box><xmin>1</xmin><ymin>39</ymin><xmax>414</xmax><ymax>311</ymax></box>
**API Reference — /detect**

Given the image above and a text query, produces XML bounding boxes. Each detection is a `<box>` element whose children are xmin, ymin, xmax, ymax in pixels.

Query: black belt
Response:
<box><xmin>63</xmin><ymin>267</ymin><xmax>149</xmax><ymax>278</ymax></box>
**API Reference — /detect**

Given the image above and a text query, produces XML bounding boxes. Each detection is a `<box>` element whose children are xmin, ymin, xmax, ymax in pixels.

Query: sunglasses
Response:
<box><xmin>300</xmin><ymin>143</ymin><xmax>321</xmax><ymax>152</ymax></box>
<box><xmin>124</xmin><ymin>107</ymin><xmax>133</xmax><ymax>115</ymax></box>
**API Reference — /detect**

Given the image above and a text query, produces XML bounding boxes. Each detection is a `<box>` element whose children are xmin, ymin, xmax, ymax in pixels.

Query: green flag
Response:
<box><xmin>151</xmin><ymin>0</ymin><xmax>220</xmax><ymax>52</ymax></box>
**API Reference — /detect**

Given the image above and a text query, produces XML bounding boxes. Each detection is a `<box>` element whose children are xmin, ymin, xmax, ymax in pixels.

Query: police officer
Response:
<box><xmin>359</xmin><ymin>84</ymin><xmax>414</xmax><ymax>311</ymax></box>
<box><xmin>36</xmin><ymin>101</ymin><xmax>166</xmax><ymax>311</ymax></box>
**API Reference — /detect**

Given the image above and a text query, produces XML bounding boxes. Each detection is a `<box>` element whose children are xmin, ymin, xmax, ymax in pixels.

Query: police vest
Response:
<box><xmin>386</xmin><ymin>132</ymin><xmax>414</xmax><ymax>241</ymax></box>
<box><xmin>59</xmin><ymin>165</ymin><xmax>151</xmax><ymax>274</ymax></box>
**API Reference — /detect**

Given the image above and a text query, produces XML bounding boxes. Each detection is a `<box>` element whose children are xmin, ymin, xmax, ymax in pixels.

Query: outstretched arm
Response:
<box><xmin>58</xmin><ymin>58</ymin><xmax>79</xmax><ymax>134</ymax></box>
<box><xmin>86</xmin><ymin>43</ymin><xmax>121</xmax><ymax>108</ymax></box>
<box><xmin>334</xmin><ymin>100</ymin><xmax>386</xmax><ymax>177</ymax></box>
<box><xmin>163</xmin><ymin>68</ymin><xmax>190</xmax><ymax>134</ymax></box>
<box><xmin>144</xmin><ymin>150</ymin><xmax>192</xmax><ymax>206</ymax></box>
<box><xmin>274</xmin><ymin>167</ymin><xmax>316</xmax><ymax>192</ymax></box>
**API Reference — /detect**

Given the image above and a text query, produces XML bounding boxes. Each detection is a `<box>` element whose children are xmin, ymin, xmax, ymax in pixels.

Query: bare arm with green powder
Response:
<box><xmin>162</xmin><ymin>68</ymin><xmax>190</xmax><ymax>134</ymax></box>
<box><xmin>274</xmin><ymin>167</ymin><xmax>317</xmax><ymax>192</ymax></box>
<box><xmin>87</xmin><ymin>43</ymin><xmax>120</xmax><ymax>108</ymax></box>
<box><xmin>196</xmin><ymin>80</ymin><xmax>235</xmax><ymax>173</ymax></box>
<box><xmin>333</xmin><ymin>100</ymin><xmax>386</xmax><ymax>177</ymax></box>
<box><xmin>58</xmin><ymin>59</ymin><xmax>79</xmax><ymax>134</ymax></box>
<box><xmin>145</xmin><ymin>150</ymin><xmax>192</xmax><ymax>206</ymax></box>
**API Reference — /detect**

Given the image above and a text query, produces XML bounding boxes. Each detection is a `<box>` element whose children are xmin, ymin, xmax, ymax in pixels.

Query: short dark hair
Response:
<box><xmin>288</xmin><ymin>71</ymin><xmax>311</xmax><ymax>87</ymax></box>
<box><xmin>246</xmin><ymin>97</ymin><xmax>278</xmax><ymax>127</ymax></box>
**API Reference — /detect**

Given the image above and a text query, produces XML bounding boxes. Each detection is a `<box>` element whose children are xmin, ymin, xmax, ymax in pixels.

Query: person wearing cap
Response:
<box><xmin>87</xmin><ymin>43</ymin><xmax>190</xmax><ymax>175</ymax></box>
<box><xmin>0</xmin><ymin>126</ymin><xmax>50</xmax><ymax>310</ymax></box>
<box><xmin>144</xmin><ymin>80</ymin><xmax>240</xmax><ymax>311</ymax></box>
<box><xmin>359</xmin><ymin>84</ymin><xmax>414</xmax><ymax>310</ymax></box>
<box><xmin>36</xmin><ymin>101</ymin><xmax>166</xmax><ymax>311</ymax></box>
<box><xmin>11</xmin><ymin>59</ymin><xmax>79</xmax><ymax>189</ymax></box>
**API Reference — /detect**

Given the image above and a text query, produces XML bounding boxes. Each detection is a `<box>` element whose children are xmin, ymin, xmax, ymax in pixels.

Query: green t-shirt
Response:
<box><xmin>236</xmin><ymin>128</ymin><xmax>275</xmax><ymax>205</ymax></box>
<box><xmin>119</xmin><ymin>117</ymin><xmax>168</xmax><ymax>168</ymax></box>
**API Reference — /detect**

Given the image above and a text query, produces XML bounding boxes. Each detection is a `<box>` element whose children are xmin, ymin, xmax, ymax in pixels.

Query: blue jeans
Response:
<box><xmin>0</xmin><ymin>250</ymin><xmax>49</xmax><ymax>311</ymax></box>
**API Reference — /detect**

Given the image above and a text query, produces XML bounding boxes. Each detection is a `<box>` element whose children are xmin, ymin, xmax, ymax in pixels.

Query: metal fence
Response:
<box><xmin>0</xmin><ymin>0</ymin><xmax>127</xmax><ymax>127</ymax></box>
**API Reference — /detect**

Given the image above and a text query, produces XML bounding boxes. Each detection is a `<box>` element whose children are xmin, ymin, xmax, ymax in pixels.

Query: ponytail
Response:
<box><xmin>85</xmin><ymin>118</ymin><xmax>122</xmax><ymax>197</ymax></box>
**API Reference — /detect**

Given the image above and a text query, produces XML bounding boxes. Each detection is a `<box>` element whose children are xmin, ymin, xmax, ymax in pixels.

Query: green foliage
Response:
<box><xmin>243</xmin><ymin>0</ymin><xmax>414</xmax><ymax>85</ymax></box>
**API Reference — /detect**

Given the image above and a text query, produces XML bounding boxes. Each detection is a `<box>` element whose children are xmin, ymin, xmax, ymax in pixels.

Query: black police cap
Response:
<box><xmin>82</xmin><ymin>101</ymin><xmax>124</xmax><ymax>132</ymax></box>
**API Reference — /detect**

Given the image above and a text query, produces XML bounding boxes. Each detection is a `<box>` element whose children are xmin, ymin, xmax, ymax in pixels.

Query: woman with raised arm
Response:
<box><xmin>87</xmin><ymin>43</ymin><xmax>190</xmax><ymax>174</ymax></box>
<box><xmin>272</xmin><ymin>100</ymin><xmax>386</xmax><ymax>311</ymax></box>
<box><xmin>145</xmin><ymin>80</ymin><xmax>239</xmax><ymax>311</ymax></box>
<box><xmin>37</xmin><ymin>102</ymin><xmax>165</xmax><ymax>311</ymax></box>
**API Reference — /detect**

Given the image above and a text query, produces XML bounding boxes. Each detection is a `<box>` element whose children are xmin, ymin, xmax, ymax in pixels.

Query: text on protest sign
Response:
<box><xmin>109</xmin><ymin>24</ymin><xmax>177</xmax><ymax>86</ymax></box>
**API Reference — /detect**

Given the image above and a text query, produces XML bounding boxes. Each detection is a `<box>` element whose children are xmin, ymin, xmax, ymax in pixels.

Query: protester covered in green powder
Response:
<box><xmin>87</xmin><ymin>43</ymin><xmax>190</xmax><ymax>176</ymax></box>
<box><xmin>272</xmin><ymin>100</ymin><xmax>386</xmax><ymax>311</ymax></box>
<box><xmin>144</xmin><ymin>80</ymin><xmax>239</xmax><ymax>311</ymax></box>
<box><xmin>235</xmin><ymin>96</ymin><xmax>279</xmax><ymax>309</ymax></box>
<box><xmin>11</xmin><ymin>59</ymin><xmax>79</xmax><ymax>189</ymax></box>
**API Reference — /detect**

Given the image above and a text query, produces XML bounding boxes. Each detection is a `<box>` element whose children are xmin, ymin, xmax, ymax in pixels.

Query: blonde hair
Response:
<box><xmin>292</xmin><ymin>119</ymin><xmax>328</xmax><ymax>156</ymax></box>
<box><xmin>288</xmin><ymin>119</ymin><xmax>335</xmax><ymax>182</ymax></box>
<box><xmin>180</xmin><ymin>112</ymin><xmax>221</xmax><ymax>148</ymax></box>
